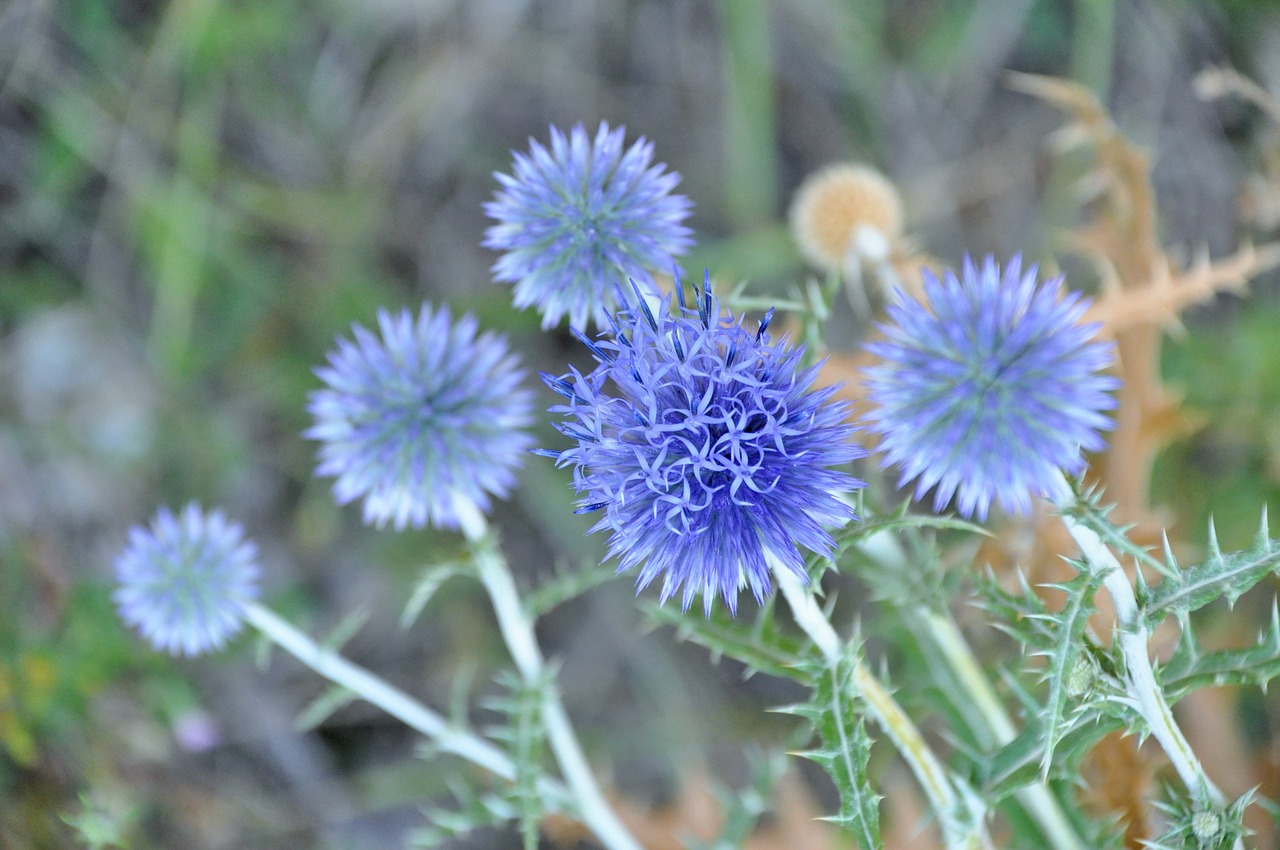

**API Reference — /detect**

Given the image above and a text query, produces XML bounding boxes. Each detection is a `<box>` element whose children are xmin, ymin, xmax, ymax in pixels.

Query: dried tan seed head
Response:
<box><xmin>789</xmin><ymin>163</ymin><xmax>904</xmax><ymax>272</ymax></box>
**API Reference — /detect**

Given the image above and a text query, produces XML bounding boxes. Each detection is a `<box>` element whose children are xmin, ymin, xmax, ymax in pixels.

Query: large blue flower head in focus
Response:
<box><xmin>541</xmin><ymin>275</ymin><xmax>865</xmax><ymax>614</ymax></box>
<box><xmin>484</xmin><ymin>122</ymin><xmax>693</xmax><ymax>330</ymax></box>
<box><xmin>114</xmin><ymin>504</ymin><xmax>260</xmax><ymax>657</ymax></box>
<box><xmin>863</xmin><ymin>255</ymin><xmax>1120</xmax><ymax>520</ymax></box>
<box><xmin>307</xmin><ymin>304</ymin><xmax>534</xmax><ymax>531</ymax></box>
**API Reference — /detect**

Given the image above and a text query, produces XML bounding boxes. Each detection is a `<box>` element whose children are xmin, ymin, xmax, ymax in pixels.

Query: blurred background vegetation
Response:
<box><xmin>3</xmin><ymin>0</ymin><xmax>1280</xmax><ymax>847</ymax></box>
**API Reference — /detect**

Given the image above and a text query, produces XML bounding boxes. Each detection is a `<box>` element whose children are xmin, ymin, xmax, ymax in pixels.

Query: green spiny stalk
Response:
<box><xmin>461</xmin><ymin>505</ymin><xmax>643</xmax><ymax>850</ymax></box>
<box><xmin>486</xmin><ymin>669</ymin><xmax>551</xmax><ymax>850</ymax></box>
<box><xmin>855</xmin><ymin>531</ymin><xmax>1089</xmax><ymax>850</ymax></box>
<box><xmin>1033</xmin><ymin>570</ymin><xmax>1103</xmax><ymax>778</ymax></box>
<box><xmin>772</xmin><ymin>562</ymin><xmax>992</xmax><ymax>850</ymax></box>
<box><xmin>1054</xmin><ymin>480</ymin><xmax>1240</xmax><ymax>849</ymax></box>
<box><xmin>242</xmin><ymin>603</ymin><xmax>573</xmax><ymax>809</ymax></box>
<box><xmin>782</xmin><ymin>652</ymin><xmax>881</xmax><ymax>849</ymax></box>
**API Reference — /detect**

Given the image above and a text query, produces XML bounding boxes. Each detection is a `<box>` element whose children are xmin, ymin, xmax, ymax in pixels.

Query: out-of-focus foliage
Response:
<box><xmin>6</xmin><ymin>0</ymin><xmax>1280</xmax><ymax>848</ymax></box>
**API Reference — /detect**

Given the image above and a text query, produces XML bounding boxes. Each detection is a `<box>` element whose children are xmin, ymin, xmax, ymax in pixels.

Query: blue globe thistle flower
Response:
<box><xmin>306</xmin><ymin>304</ymin><xmax>534</xmax><ymax>531</ymax></box>
<box><xmin>541</xmin><ymin>276</ymin><xmax>865</xmax><ymax>614</ymax></box>
<box><xmin>484</xmin><ymin>122</ymin><xmax>694</xmax><ymax>330</ymax></box>
<box><xmin>113</xmin><ymin>504</ymin><xmax>260</xmax><ymax>657</ymax></box>
<box><xmin>863</xmin><ymin>255</ymin><xmax>1120</xmax><ymax>520</ymax></box>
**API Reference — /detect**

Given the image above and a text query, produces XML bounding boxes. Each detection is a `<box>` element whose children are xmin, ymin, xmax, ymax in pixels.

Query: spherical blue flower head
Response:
<box><xmin>863</xmin><ymin>255</ymin><xmax>1121</xmax><ymax>520</ymax></box>
<box><xmin>542</xmin><ymin>276</ymin><xmax>866</xmax><ymax>615</ymax></box>
<box><xmin>113</xmin><ymin>504</ymin><xmax>260</xmax><ymax>657</ymax></box>
<box><xmin>306</xmin><ymin>304</ymin><xmax>534</xmax><ymax>531</ymax></box>
<box><xmin>483</xmin><ymin>122</ymin><xmax>694</xmax><ymax>330</ymax></box>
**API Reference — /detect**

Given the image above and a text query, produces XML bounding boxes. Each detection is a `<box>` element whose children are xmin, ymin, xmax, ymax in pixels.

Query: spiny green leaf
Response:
<box><xmin>294</xmin><ymin>682</ymin><xmax>357</xmax><ymax>732</ymax></box>
<box><xmin>401</xmin><ymin>561</ymin><xmax>469</xmax><ymax>628</ymax></box>
<box><xmin>1145</xmin><ymin>508</ymin><xmax>1280</xmax><ymax>626</ymax></box>
<box><xmin>1162</xmin><ymin>603</ymin><xmax>1280</xmax><ymax>702</ymax></box>
<box><xmin>483</xmin><ymin>670</ymin><xmax>550</xmax><ymax>850</ymax></box>
<box><xmin>645</xmin><ymin>600</ymin><xmax>811</xmax><ymax>682</ymax></box>
<box><xmin>979</xmin><ymin>711</ymin><xmax>1125</xmax><ymax>800</ymax></box>
<box><xmin>1034</xmin><ymin>571</ymin><xmax>1103</xmax><ymax>779</ymax></box>
<box><xmin>975</xmin><ymin>568</ymin><xmax>1059</xmax><ymax>652</ymax></box>
<box><xmin>1063</xmin><ymin>488</ymin><xmax>1175</xmax><ymax>579</ymax></box>
<box><xmin>841</xmin><ymin>518</ymin><xmax>966</xmax><ymax>614</ymax></box>
<box><xmin>525</xmin><ymin>560</ymin><xmax>618</xmax><ymax>618</ymax></box>
<box><xmin>409</xmin><ymin>776</ymin><xmax>517</xmax><ymax>848</ymax></box>
<box><xmin>834</xmin><ymin>504</ymin><xmax>991</xmax><ymax>551</ymax></box>
<box><xmin>783</xmin><ymin>649</ymin><xmax>882</xmax><ymax>849</ymax></box>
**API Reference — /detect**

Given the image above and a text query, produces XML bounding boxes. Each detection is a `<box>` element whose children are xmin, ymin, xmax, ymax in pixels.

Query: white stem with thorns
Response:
<box><xmin>243</xmin><ymin>602</ymin><xmax>571</xmax><ymax>809</ymax></box>
<box><xmin>1050</xmin><ymin>475</ymin><xmax>1235</xmax><ymax>844</ymax></box>
<box><xmin>457</xmin><ymin>503</ymin><xmax>643</xmax><ymax>850</ymax></box>
<box><xmin>1056</xmin><ymin>508</ymin><xmax>1227</xmax><ymax>804</ymax></box>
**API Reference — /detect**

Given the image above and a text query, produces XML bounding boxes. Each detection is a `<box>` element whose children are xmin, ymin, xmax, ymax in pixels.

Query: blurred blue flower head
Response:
<box><xmin>542</xmin><ymin>276</ymin><xmax>865</xmax><ymax>614</ymax></box>
<box><xmin>863</xmin><ymin>255</ymin><xmax>1120</xmax><ymax>520</ymax></box>
<box><xmin>307</xmin><ymin>305</ymin><xmax>534</xmax><ymax>531</ymax></box>
<box><xmin>114</xmin><ymin>504</ymin><xmax>260</xmax><ymax>657</ymax></box>
<box><xmin>484</xmin><ymin>122</ymin><xmax>693</xmax><ymax>330</ymax></box>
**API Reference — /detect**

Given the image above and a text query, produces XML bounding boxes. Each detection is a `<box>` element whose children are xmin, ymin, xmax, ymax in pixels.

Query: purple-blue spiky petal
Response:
<box><xmin>546</xmin><ymin>279</ymin><xmax>865</xmax><ymax>615</ymax></box>
<box><xmin>484</xmin><ymin>122</ymin><xmax>693</xmax><ymax>329</ymax></box>
<box><xmin>306</xmin><ymin>304</ymin><xmax>534</xmax><ymax>531</ymax></box>
<box><xmin>113</xmin><ymin>504</ymin><xmax>260</xmax><ymax>657</ymax></box>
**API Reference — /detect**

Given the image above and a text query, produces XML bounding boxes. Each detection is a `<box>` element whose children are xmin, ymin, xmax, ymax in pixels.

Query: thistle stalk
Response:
<box><xmin>457</xmin><ymin>504</ymin><xmax>643</xmax><ymax>850</ymax></box>
<box><xmin>1056</xmin><ymin>507</ymin><xmax>1227</xmax><ymax>805</ymax></box>
<box><xmin>242</xmin><ymin>602</ymin><xmax>571</xmax><ymax>809</ymax></box>
<box><xmin>1052</xmin><ymin>476</ymin><xmax>1242</xmax><ymax>850</ymax></box>
<box><xmin>772</xmin><ymin>562</ymin><xmax>992</xmax><ymax>850</ymax></box>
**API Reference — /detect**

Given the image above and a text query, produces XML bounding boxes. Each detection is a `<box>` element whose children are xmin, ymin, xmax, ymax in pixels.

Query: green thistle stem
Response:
<box><xmin>772</xmin><ymin>563</ymin><xmax>992</xmax><ymax>850</ymax></box>
<box><xmin>922</xmin><ymin>610</ymin><xmax>1088</xmax><ymax>850</ymax></box>
<box><xmin>1053</xmin><ymin>478</ymin><xmax>1239</xmax><ymax>849</ymax></box>
<box><xmin>858</xmin><ymin>532</ymin><xmax>1087</xmax><ymax>850</ymax></box>
<box><xmin>242</xmin><ymin>602</ymin><xmax>571</xmax><ymax>808</ymax></box>
<box><xmin>1057</xmin><ymin>508</ymin><xmax>1228</xmax><ymax>806</ymax></box>
<box><xmin>458</xmin><ymin>504</ymin><xmax>643</xmax><ymax>850</ymax></box>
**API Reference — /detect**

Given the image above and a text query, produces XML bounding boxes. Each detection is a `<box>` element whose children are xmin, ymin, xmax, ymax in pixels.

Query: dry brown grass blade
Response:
<box><xmin>1006</xmin><ymin>71</ymin><xmax>1164</xmax><ymax>285</ymax></box>
<box><xmin>1009</xmin><ymin>72</ymin><xmax>1272</xmax><ymax>533</ymax></box>
<box><xmin>1084</xmin><ymin>242</ymin><xmax>1280</xmax><ymax>334</ymax></box>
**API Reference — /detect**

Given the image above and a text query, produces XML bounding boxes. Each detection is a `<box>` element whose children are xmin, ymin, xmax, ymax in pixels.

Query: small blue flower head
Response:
<box><xmin>113</xmin><ymin>504</ymin><xmax>260</xmax><ymax>657</ymax></box>
<box><xmin>484</xmin><ymin>122</ymin><xmax>694</xmax><ymax>330</ymax></box>
<box><xmin>541</xmin><ymin>275</ymin><xmax>865</xmax><ymax>614</ymax></box>
<box><xmin>306</xmin><ymin>304</ymin><xmax>534</xmax><ymax>531</ymax></box>
<box><xmin>863</xmin><ymin>255</ymin><xmax>1120</xmax><ymax>520</ymax></box>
